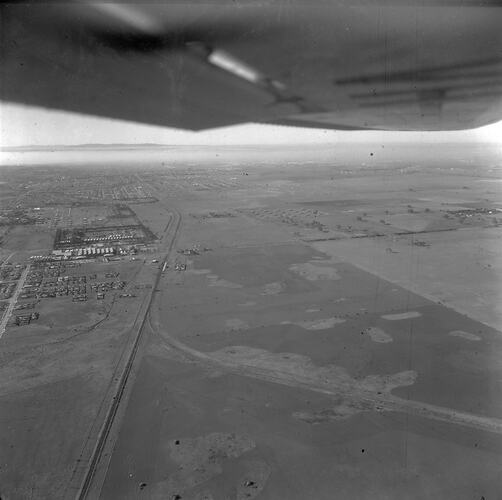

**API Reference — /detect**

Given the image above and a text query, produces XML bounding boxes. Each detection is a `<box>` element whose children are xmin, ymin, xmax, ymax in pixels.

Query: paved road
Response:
<box><xmin>0</xmin><ymin>264</ymin><xmax>30</xmax><ymax>339</ymax></box>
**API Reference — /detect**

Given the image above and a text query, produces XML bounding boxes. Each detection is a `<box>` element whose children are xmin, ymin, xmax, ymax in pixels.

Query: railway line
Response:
<box><xmin>74</xmin><ymin>209</ymin><xmax>182</xmax><ymax>500</ymax></box>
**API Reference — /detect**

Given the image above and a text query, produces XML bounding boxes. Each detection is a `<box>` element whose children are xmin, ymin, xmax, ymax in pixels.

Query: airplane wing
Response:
<box><xmin>1</xmin><ymin>1</ymin><xmax>501</xmax><ymax>132</ymax></box>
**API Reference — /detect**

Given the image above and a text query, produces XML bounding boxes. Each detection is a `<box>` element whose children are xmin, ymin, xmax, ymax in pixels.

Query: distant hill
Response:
<box><xmin>1</xmin><ymin>143</ymin><xmax>345</xmax><ymax>154</ymax></box>
<box><xmin>1</xmin><ymin>140</ymin><xmax>494</xmax><ymax>153</ymax></box>
<box><xmin>0</xmin><ymin>143</ymin><xmax>175</xmax><ymax>152</ymax></box>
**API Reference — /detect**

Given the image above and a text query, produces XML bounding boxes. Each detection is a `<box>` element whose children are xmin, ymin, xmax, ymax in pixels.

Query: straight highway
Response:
<box><xmin>0</xmin><ymin>264</ymin><xmax>31</xmax><ymax>338</ymax></box>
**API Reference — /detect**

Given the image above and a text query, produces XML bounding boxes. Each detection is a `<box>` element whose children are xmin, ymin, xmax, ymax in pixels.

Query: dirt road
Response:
<box><xmin>150</xmin><ymin>310</ymin><xmax>502</xmax><ymax>436</ymax></box>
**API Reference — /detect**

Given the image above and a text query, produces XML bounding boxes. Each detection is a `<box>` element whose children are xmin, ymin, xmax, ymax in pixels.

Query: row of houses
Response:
<box><xmin>53</xmin><ymin>247</ymin><xmax>115</xmax><ymax>258</ymax></box>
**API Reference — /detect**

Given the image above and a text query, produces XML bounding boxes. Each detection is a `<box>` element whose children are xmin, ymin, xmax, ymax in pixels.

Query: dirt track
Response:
<box><xmin>150</xmin><ymin>310</ymin><xmax>502</xmax><ymax>436</ymax></box>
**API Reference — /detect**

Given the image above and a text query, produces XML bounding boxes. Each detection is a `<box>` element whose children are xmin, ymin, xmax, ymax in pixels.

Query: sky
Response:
<box><xmin>1</xmin><ymin>102</ymin><xmax>502</xmax><ymax>151</ymax></box>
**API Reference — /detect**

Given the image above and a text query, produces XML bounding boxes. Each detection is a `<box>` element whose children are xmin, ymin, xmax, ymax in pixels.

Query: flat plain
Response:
<box><xmin>0</xmin><ymin>142</ymin><xmax>501</xmax><ymax>499</ymax></box>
